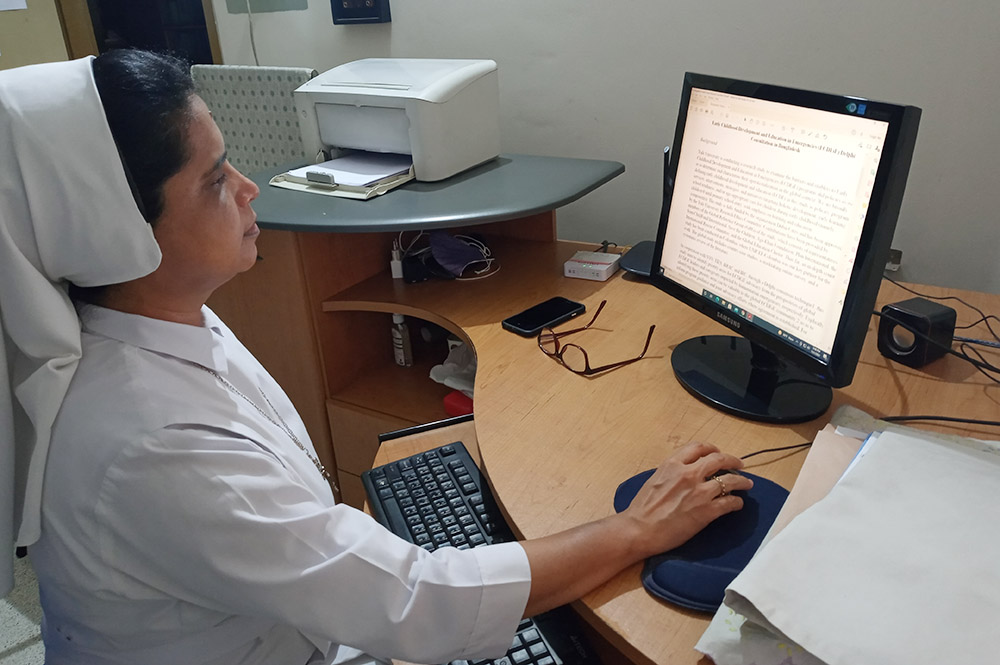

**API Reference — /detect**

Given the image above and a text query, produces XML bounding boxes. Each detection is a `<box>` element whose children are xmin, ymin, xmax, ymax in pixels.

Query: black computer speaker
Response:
<box><xmin>877</xmin><ymin>297</ymin><xmax>956</xmax><ymax>368</ymax></box>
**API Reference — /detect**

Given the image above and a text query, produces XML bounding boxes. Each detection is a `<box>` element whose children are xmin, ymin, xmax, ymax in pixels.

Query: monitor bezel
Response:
<box><xmin>650</xmin><ymin>72</ymin><xmax>920</xmax><ymax>388</ymax></box>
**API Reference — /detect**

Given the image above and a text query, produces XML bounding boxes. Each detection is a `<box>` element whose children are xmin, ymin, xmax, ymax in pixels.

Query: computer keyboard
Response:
<box><xmin>362</xmin><ymin>441</ymin><xmax>600</xmax><ymax>665</ymax></box>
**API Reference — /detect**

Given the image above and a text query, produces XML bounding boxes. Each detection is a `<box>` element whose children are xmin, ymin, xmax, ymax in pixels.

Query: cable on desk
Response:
<box><xmin>738</xmin><ymin>417</ymin><xmax>1000</xmax><ymax>466</ymax></box>
<box><xmin>953</xmin><ymin>335</ymin><xmax>1000</xmax><ymax>349</ymax></box>
<box><xmin>740</xmin><ymin>442</ymin><xmax>812</xmax><ymax>460</ymax></box>
<box><xmin>881</xmin><ymin>415</ymin><xmax>1000</xmax><ymax>428</ymax></box>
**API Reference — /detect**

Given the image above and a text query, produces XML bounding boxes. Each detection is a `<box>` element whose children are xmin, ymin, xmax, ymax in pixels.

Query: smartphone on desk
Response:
<box><xmin>502</xmin><ymin>297</ymin><xmax>586</xmax><ymax>337</ymax></box>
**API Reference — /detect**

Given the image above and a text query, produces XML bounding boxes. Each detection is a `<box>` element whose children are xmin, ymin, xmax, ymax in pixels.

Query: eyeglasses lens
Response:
<box><xmin>560</xmin><ymin>345</ymin><xmax>588</xmax><ymax>373</ymax></box>
<box><xmin>538</xmin><ymin>330</ymin><xmax>559</xmax><ymax>355</ymax></box>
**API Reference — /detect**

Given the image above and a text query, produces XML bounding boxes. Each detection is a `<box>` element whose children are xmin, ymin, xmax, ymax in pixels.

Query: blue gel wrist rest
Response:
<box><xmin>613</xmin><ymin>468</ymin><xmax>789</xmax><ymax>613</ymax></box>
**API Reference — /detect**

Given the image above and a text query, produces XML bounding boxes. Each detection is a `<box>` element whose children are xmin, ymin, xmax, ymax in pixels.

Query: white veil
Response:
<box><xmin>0</xmin><ymin>56</ymin><xmax>162</xmax><ymax>595</ymax></box>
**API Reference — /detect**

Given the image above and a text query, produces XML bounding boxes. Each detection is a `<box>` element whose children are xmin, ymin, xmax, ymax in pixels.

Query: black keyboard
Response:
<box><xmin>362</xmin><ymin>441</ymin><xmax>600</xmax><ymax>665</ymax></box>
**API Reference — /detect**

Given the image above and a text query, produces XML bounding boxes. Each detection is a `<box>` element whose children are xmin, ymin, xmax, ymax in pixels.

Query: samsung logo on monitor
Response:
<box><xmin>716</xmin><ymin>311</ymin><xmax>742</xmax><ymax>329</ymax></box>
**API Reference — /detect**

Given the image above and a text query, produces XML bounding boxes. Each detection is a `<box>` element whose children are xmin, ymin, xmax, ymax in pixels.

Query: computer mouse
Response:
<box><xmin>613</xmin><ymin>468</ymin><xmax>788</xmax><ymax>612</ymax></box>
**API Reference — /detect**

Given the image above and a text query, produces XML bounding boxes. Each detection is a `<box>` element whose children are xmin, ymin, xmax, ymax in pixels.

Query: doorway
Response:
<box><xmin>56</xmin><ymin>0</ymin><xmax>221</xmax><ymax>63</ymax></box>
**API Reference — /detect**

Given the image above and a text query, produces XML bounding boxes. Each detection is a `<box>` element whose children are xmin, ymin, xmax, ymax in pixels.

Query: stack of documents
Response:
<box><xmin>269</xmin><ymin>152</ymin><xmax>414</xmax><ymax>200</ymax></box>
<box><xmin>696</xmin><ymin>412</ymin><xmax>1000</xmax><ymax>665</ymax></box>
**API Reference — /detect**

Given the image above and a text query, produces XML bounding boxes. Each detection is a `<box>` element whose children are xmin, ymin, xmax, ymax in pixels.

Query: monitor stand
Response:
<box><xmin>671</xmin><ymin>335</ymin><xmax>832</xmax><ymax>423</ymax></box>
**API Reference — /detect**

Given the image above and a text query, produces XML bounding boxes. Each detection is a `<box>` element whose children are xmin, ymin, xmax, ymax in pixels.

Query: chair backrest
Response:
<box><xmin>190</xmin><ymin>64</ymin><xmax>317</xmax><ymax>175</ymax></box>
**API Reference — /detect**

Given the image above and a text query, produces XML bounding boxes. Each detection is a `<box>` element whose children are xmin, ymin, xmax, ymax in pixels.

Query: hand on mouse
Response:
<box><xmin>519</xmin><ymin>440</ymin><xmax>752</xmax><ymax>618</ymax></box>
<box><xmin>620</xmin><ymin>440</ymin><xmax>754</xmax><ymax>560</ymax></box>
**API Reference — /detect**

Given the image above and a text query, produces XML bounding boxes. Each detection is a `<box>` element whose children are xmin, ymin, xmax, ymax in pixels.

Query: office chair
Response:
<box><xmin>190</xmin><ymin>64</ymin><xmax>318</xmax><ymax>174</ymax></box>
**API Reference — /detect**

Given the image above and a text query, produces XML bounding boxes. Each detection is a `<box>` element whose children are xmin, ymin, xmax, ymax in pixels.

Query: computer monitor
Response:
<box><xmin>649</xmin><ymin>73</ymin><xmax>921</xmax><ymax>423</ymax></box>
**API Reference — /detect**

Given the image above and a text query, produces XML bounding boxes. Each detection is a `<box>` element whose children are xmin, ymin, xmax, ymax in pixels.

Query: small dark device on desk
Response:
<box><xmin>502</xmin><ymin>297</ymin><xmax>586</xmax><ymax>337</ymax></box>
<box><xmin>363</xmin><ymin>441</ymin><xmax>599</xmax><ymax>665</ymax></box>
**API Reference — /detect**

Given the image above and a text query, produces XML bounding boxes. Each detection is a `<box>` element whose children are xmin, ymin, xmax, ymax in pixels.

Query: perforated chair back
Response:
<box><xmin>191</xmin><ymin>64</ymin><xmax>317</xmax><ymax>175</ymax></box>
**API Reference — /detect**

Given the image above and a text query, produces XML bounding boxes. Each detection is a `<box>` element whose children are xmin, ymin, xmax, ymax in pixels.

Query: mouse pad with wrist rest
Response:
<box><xmin>613</xmin><ymin>469</ymin><xmax>789</xmax><ymax>612</ymax></box>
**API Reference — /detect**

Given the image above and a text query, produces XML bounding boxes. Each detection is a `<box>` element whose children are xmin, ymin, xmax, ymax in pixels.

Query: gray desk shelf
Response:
<box><xmin>249</xmin><ymin>153</ymin><xmax>625</xmax><ymax>232</ymax></box>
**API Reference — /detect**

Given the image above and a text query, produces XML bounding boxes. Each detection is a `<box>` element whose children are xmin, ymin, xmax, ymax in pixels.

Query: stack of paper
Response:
<box><xmin>269</xmin><ymin>152</ymin><xmax>415</xmax><ymax>200</ymax></box>
<box><xmin>697</xmin><ymin>417</ymin><xmax>1000</xmax><ymax>665</ymax></box>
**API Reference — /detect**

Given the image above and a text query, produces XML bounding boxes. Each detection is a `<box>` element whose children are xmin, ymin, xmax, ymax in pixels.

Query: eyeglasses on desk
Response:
<box><xmin>538</xmin><ymin>300</ymin><xmax>655</xmax><ymax>375</ymax></box>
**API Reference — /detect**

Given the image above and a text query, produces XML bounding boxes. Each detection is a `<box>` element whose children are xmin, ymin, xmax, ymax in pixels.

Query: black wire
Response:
<box><xmin>873</xmin><ymin>310</ymin><xmax>1000</xmax><ymax>383</ymax></box>
<box><xmin>740</xmin><ymin>441</ymin><xmax>812</xmax><ymax>460</ymax></box>
<box><xmin>956</xmin><ymin>314</ymin><xmax>1000</xmax><ymax>334</ymax></box>
<box><xmin>884</xmin><ymin>275</ymin><xmax>1000</xmax><ymax>342</ymax></box>
<box><xmin>959</xmin><ymin>342</ymin><xmax>1000</xmax><ymax>384</ymax></box>
<box><xmin>740</xmin><ymin>416</ymin><xmax>1000</xmax><ymax>464</ymax></box>
<box><xmin>882</xmin><ymin>415</ymin><xmax>1000</xmax><ymax>428</ymax></box>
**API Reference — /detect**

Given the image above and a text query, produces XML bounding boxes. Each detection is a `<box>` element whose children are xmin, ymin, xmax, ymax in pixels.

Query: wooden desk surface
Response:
<box><xmin>331</xmin><ymin>238</ymin><xmax>1000</xmax><ymax>665</ymax></box>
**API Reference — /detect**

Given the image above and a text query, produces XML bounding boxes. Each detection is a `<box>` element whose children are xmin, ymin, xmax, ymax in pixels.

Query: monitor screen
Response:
<box><xmin>650</xmin><ymin>73</ymin><xmax>920</xmax><ymax>423</ymax></box>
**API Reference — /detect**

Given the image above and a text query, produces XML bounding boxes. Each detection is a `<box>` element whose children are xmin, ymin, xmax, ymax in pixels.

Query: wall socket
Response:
<box><xmin>885</xmin><ymin>248</ymin><xmax>902</xmax><ymax>272</ymax></box>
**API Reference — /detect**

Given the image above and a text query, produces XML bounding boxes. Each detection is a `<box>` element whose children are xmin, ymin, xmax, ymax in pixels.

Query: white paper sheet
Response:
<box><xmin>696</xmin><ymin>426</ymin><xmax>862</xmax><ymax>665</ymax></box>
<box><xmin>0</xmin><ymin>0</ymin><xmax>28</xmax><ymax>11</ymax></box>
<box><xmin>287</xmin><ymin>152</ymin><xmax>412</xmax><ymax>187</ymax></box>
<box><xmin>724</xmin><ymin>430</ymin><xmax>1000</xmax><ymax>665</ymax></box>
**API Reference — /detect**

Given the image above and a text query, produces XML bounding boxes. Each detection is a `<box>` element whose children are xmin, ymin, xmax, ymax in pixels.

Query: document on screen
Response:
<box><xmin>660</xmin><ymin>89</ymin><xmax>888</xmax><ymax>354</ymax></box>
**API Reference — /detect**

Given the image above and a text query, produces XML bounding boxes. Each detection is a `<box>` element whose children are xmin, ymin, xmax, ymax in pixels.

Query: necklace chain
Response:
<box><xmin>201</xmin><ymin>367</ymin><xmax>335</xmax><ymax>489</ymax></box>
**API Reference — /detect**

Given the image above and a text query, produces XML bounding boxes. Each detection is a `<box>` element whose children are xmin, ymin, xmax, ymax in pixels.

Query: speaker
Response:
<box><xmin>877</xmin><ymin>297</ymin><xmax>956</xmax><ymax>368</ymax></box>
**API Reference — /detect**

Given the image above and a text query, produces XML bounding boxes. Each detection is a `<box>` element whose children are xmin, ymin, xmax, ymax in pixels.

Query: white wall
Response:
<box><xmin>211</xmin><ymin>0</ymin><xmax>1000</xmax><ymax>293</ymax></box>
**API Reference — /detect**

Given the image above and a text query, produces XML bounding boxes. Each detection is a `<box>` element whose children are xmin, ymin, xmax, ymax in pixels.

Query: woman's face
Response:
<box><xmin>151</xmin><ymin>95</ymin><xmax>261</xmax><ymax>296</ymax></box>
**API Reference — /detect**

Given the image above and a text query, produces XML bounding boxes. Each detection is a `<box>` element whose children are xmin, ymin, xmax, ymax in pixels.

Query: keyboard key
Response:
<box><xmin>510</xmin><ymin>649</ymin><xmax>530</xmax><ymax>664</ymax></box>
<box><xmin>528</xmin><ymin>641</ymin><xmax>548</xmax><ymax>658</ymax></box>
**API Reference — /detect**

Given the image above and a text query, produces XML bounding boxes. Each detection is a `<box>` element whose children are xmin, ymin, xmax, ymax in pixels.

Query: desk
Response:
<box><xmin>209</xmin><ymin>153</ymin><xmax>997</xmax><ymax>663</ymax></box>
<box><xmin>333</xmin><ymin>238</ymin><xmax>999</xmax><ymax>664</ymax></box>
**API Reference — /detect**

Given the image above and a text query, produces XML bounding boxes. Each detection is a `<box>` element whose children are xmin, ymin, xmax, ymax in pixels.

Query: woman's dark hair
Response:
<box><xmin>92</xmin><ymin>49</ymin><xmax>196</xmax><ymax>224</ymax></box>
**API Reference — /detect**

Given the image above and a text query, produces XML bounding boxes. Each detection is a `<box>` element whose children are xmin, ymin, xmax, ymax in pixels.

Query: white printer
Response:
<box><xmin>294</xmin><ymin>58</ymin><xmax>500</xmax><ymax>182</ymax></box>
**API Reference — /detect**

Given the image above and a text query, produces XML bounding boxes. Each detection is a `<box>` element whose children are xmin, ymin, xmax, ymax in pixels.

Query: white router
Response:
<box><xmin>563</xmin><ymin>251</ymin><xmax>621</xmax><ymax>282</ymax></box>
